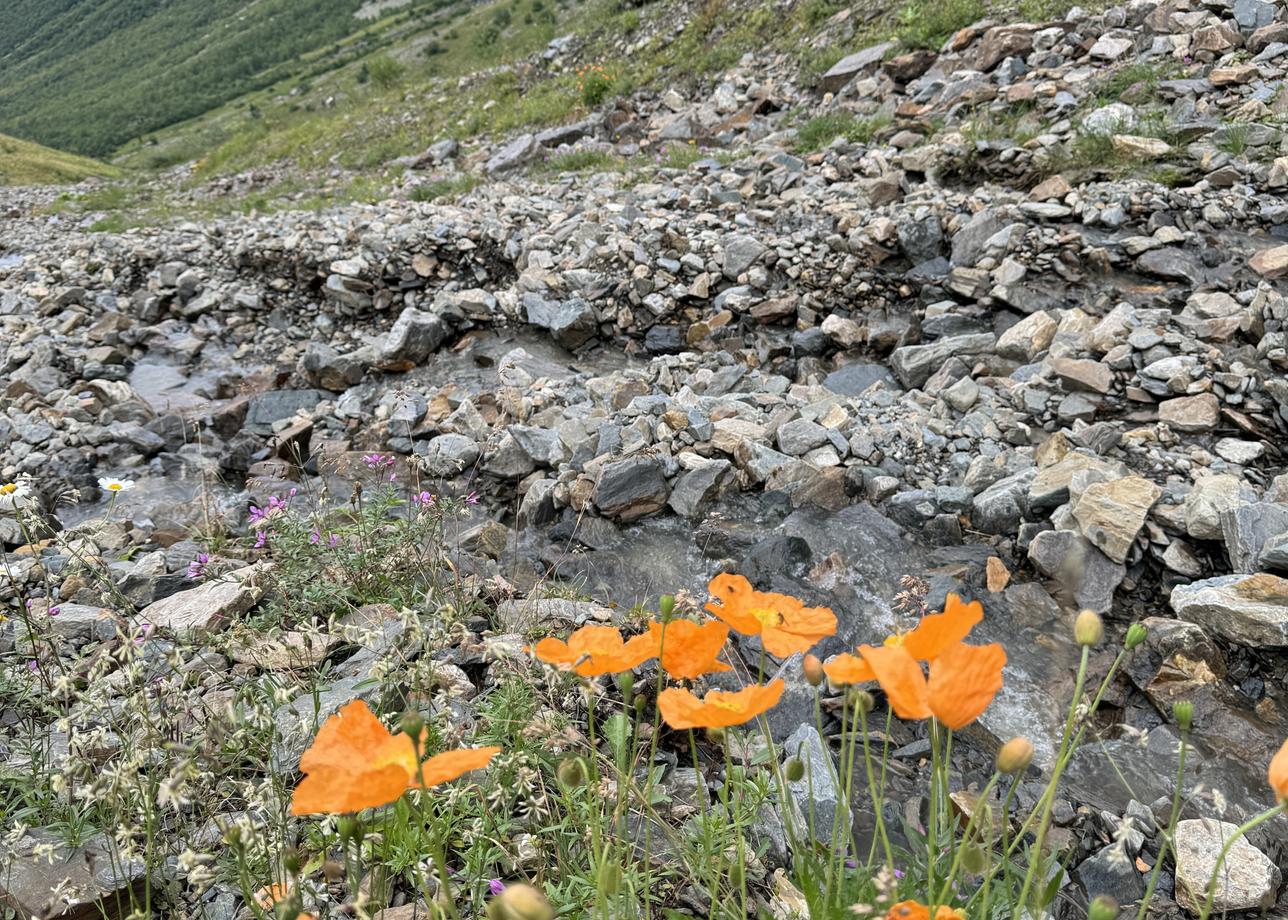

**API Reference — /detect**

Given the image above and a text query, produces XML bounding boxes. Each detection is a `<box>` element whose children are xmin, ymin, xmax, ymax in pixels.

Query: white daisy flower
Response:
<box><xmin>0</xmin><ymin>475</ymin><xmax>35</xmax><ymax>513</ymax></box>
<box><xmin>97</xmin><ymin>477</ymin><xmax>135</xmax><ymax>494</ymax></box>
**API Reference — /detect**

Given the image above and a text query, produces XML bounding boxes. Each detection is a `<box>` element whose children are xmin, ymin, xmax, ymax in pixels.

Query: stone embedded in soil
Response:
<box><xmin>1169</xmin><ymin>573</ymin><xmax>1288</xmax><ymax>647</ymax></box>
<box><xmin>1173</xmin><ymin>818</ymin><xmax>1281</xmax><ymax>913</ymax></box>
<box><xmin>782</xmin><ymin>724</ymin><xmax>840</xmax><ymax>847</ymax></box>
<box><xmin>0</xmin><ymin>828</ymin><xmax>147</xmax><ymax>920</ymax></box>
<box><xmin>137</xmin><ymin>563</ymin><xmax>269</xmax><ymax>639</ymax></box>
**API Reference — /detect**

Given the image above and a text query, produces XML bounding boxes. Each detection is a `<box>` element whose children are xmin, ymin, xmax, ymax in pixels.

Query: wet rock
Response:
<box><xmin>1028</xmin><ymin>528</ymin><xmax>1125</xmax><ymax>613</ymax></box>
<box><xmin>1076</xmin><ymin>842</ymin><xmax>1144</xmax><ymax>906</ymax></box>
<box><xmin>1173</xmin><ymin>818</ymin><xmax>1281</xmax><ymax>913</ymax></box>
<box><xmin>1169</xmin><ymin>573</ymin><xmax>1288</xmax><ymax>647</ymax></box>
<box><xmin>668</xmin><ymin>459</ymin><xmax>732</xmax><ymax>520</ymax></box>
<box><xmin>595</xmin><ymin>456</ymin><xmax>670</xmax><ymax>522</ymax></box>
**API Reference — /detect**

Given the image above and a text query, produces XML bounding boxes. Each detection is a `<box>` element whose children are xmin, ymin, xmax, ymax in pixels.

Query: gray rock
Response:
<box><xmin>1173</xmin><ymin>818</ymin><xmax>1280</xmax><ymax>913</ymax></box>
<box><xmin>972</xmin><ymin>469</ymin><xmax>1036</xmax><ymax>535</ymax></box>
<box><xmin>1233</xmin><ymin>0</ymin><xmax>1275</xmax><ymax>31</ymax></box>
<box><xmin>1170</xmin><ymin>573</ymin><xmax>1288</xmax><ymax>647</ymax></box>
<box><xmin>1070</xmin><ymin>476</ymin><xmax>1162</xmax><ymax>564</ymax></box>
<box><xmin>138</xmin><ymin>563</ymin><xmax>268</xmax><ymax>640</ymax></box>
<box><xmin>298</xmin><ymin>341</ymin><xmax>364</xmax><ymax>391</ymax></box>
<box><xmin>1260</xmin><ymin>532</ymin><xmax>1288</xmax><ymax>573</ymax></box>
<box><xmin>783</xmin><ymin>724</ymin><xmax>840</xmax><ymax>846</ymax></box>
<box><xmin>818</xmin><ymin>41</ymin><xmax>896</xmax><ymax>93</ymax></box>
<box><xmin>1028</xmin><ymin>529</ymin><xmax>1125</xmax><ymax>613</ymax></box>
<box><xmin>244</xmin><ymin>389</ymin><xmax>324</xmax><ymax>435</ymax></box>
<box><xmin>776</xmin><ymin>418</ymin><xmax>829</xmax><ymax>456</ymax></box>
<box><xmin>1076</xmin><ymin>842</ymin><xmax>1144</xmax><ymax>906</ymax></box>
<box><xmin>595</xmin><ymin>456</ymin><xmax>670</xmax><ymax>521</ymax></box>
<box><xmin>0</xmin><ymin>828</ymin><xmax>147</xmax><ymax>920</ymax></box>
<box><xmin>668</xmin><ymin>460</ymin><xmax>731</xmax><ymax>520</ymax></box>
<box><xmin>890</xmin><ymin>333</ymin><xmax>995</xmax><ymax>388</ymax></box>
<box><xmin>1221</xmin><ymin>502</ymin><xmax>1288</xmax><ymax>573</ymax></box>
<box><xmin>1185</xmin><ymin>475</ymin><xmax>1255</xmax><ymax>540</ymax></box>
<box><xmin>486</xmin><ymin>133</ymin><xmax>540</xmax><ymax>174</ymax></box>
<box><xmin>494</xmin><ymin>597</ymin><xmax>613</xmax><ymax>632</ymax></box>
<box><xmin>379</xmin><ymin>307</ymin><xmax>448</xmax><ymax>367</ymax></box>
<box><xmin>722</xmin><ymin>235</ymin><xmax>767</xmax><ymax>279</ymax></box>
<box><xmin>950</xmin><ymin>209</ymin><xmax>1005</xmax><ymax>266</ymax></box>
<box><xmin>417</xmin><ymin>433</ymin><xmax>480</xmax><ymax>478</ymax></box>
<box><xmin>524</xmin><ymin>293</ymin><xmax>597</xmax><ymax>349</ymax></box>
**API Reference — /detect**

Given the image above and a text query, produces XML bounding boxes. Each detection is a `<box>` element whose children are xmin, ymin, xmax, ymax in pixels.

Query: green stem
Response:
<box><xmin>935</xmin><ymin>773</ymin><xmax>1000</xmax><ymax>905</ymax></box>
<box><xmin>859</xmin><ymin>703</ymin><xmax>894</xmax><ymax>869</ymax></box>
<box><xmin>1136</xmin><ymin>729</ymin><xmax>1188</xmax><ymax>920</ymax></box>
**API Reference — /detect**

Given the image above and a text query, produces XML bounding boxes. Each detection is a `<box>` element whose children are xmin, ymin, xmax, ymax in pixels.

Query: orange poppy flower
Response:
<box><xmin>886</xmin><ymin>900</ymin><xmax>965</xmax><ymax>920</ymax></box>
<box><xmin>1271</xmin><ymin>739</ymin><xmax>1288</xmax><ymax>802</ymax></box>
<box><xmin>705</xmin><ymin>573</ymin><xmax>836</xmax><ymax>657</ymax></box>
<box><xmin>648</xmin><ymin>619</ymin><xmax>731</xmax><ymax>680</ymax></box>
<box><xmin>532</xmin><ymin>624</ymin><xmax>659</xmax><ymax>677</ymax></box>
<box><xmin>887</xmin><ymin>593</ymin><xmax>983</xmax><ymax>661</ymax></box>
<box><xmin>290</xmin><ymin>700</ymin><xmax>499</xmax><ymax>815</ymax></box>
<box><xmin>658</xmin><ymin>680</ymin><xmax>784</xmax><ymax>729</ymax></box>
<box><xmin>860</xmin><ymin>640</ymin><xmax>1006</xmax><ymax>730</ymax></box>
<box><xmin>253</xmin><ymin>883</ymin><xmax>316</xmax><ymax>920</ymax></box>
<box><xmin>822</xmin><ymin>651</ymin><xmax>875</xmax><ymax>686</ymax></box>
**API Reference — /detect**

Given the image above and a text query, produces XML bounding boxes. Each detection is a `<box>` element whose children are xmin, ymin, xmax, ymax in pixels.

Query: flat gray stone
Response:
<box><xmin>1174</xmin><ymin>818</ymin><xmax>1280</xmax><ymax>913</ymax></box>
<box><xmin>138</xmin><ymin>563</ymin><xmax>268</xmax><ymax>639</ymax></box>
<box><xmin>1170</xmin><ymin>573</ymin><xmax>1288</xmax><ymax>647</ymax></box>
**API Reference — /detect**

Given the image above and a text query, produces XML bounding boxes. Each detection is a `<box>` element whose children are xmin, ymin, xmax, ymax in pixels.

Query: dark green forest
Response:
<box><xmin>0</xmin><ymin>0</ymin><xmax>394</xmax><ymax>157</ymax></box>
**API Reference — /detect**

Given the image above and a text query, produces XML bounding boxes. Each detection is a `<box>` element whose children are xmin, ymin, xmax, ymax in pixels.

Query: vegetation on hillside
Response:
<box><xmin>0</xmin><ymin>132</ymin><xmax>118</xmax><ymax>185</ymax></box>
<box><xmin>0</xmin><ymin>0</ymin><xmax>453</xmax><ymax>157</ymax></box>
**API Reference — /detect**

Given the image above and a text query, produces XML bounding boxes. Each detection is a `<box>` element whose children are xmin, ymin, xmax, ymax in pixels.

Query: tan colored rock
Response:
<box><xmin>1174</xmin><ymin>818</ymin><xmax>1281</xmax><ymax>912</ymax></box>
<box><xmin>996</xmin><ymin>311</ymin><xmax>1058</xmax><ymax>361</ymax></box>
<box><xmin>1159</xmin><ymin>393</ymin><xmax>1220</xmax><ymax>432</ymax></box>
<box><xmin>1111</xmin><ymin>135</ymin><xmax>1171</xmax><ymax>158</ymax></box>
<box><xmin>1048</xmin><ymin>357</ymin><xmax>1112</xmax><ymax>394</ymax></box>
<box><xmin>1071</xmin><ymin>476</ymin><xmax>1163</xmax><ymax>564</ymax></box>
<box><xmin>1249</xmin><ymin>244</ymin><xmax>1288</xmax><ymax>279</ymax></box>
<box><xmin>139</xmin><ymin>562</ymin><xmax>270</xmax><ymax>639</ymax></box>
<box><xmin>1210</xmin><ymin>64</ymin><xmax>1260</xmax><ymax>85</ymax></box>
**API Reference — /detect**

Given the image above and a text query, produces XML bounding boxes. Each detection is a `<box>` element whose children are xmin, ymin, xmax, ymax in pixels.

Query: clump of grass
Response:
<box><xmin>796</xmin><ymin>112</ymin><xmax>892</xmax><ymax>152</ymax></box>
<box><xmin>542</xmin><ymin>148</ymin><xmax>621</xmax><ymax>174</ymax></box>
<box><xmin>363</xmin><ymin>53</ymin><xmax>406</xmax><ymax>90</ymax></box>
<box><xmin>1216</xmin><ymin>122</ymin><xmax>1251</xmax><ymax>157</ymax></box>
<box><xmin>894</xmin><ymin>0</ymin><xmax>985</xmax><ymax>51</ymax></box>
<box><xmin>409</xmin><ymin>174</ymin><xmax>479</xmax><ymax>202</ymax></box>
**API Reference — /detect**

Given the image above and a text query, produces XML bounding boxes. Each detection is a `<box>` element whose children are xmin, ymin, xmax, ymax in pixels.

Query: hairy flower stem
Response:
<box><xmin>935</xmin><ymin>772</ymin><xmax>1000</xmax><ymax>905</ymax></box>
<box><xmin>1196</xmin><ymin>804</ymin><xmax>1286</xmax><ymax>920</ymax></box>
<box><xmin>857</xmin><ymin>702</ymin><xmax>894</xmax><ymax>869</ymax></box>
<box><xmin>1011</xmin><ymin>645</ymin><xmax>1090</xmax><ymax>920</ymax></box>
<box><xmin>1135</xmin><ymin>729</ymin><xmax>1188</xmax><ymax>920</ymax></box>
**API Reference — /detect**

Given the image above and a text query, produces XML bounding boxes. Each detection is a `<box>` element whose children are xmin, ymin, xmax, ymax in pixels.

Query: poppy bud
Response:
<box><xmin>1172</xmin><ymin>701</ymin><xmax>1194</xmax><ymax>732</ymax></box>
<box><xmin>706</xmin><ymin>726</ymin><xmax>726</xmax><ymax>745</ymax></box>
<box><xmin>618</xmin><ymin>671</ymin><xmax>634</xmax><ymax>705</ymax></box>
<box><xmin>399</xmin><ymin>710</ymin><xmax>425</xmax><ymax>743</ymax></box>
<box><xmin>1124</xmin><ymin>622</ymin><xmax>1147</xmax><ymax>650</ymax></box>
<box><xmin>223</xmin><ymin>826</ymin><xmax>242</xmax><ymax>848</ymax></box>
<box><xmin>726</xmin><ymin>861</ymin><xmax>744</xmax><ymax>893</ymax></box>
<box><xmin>283</xmin><ymin>847</ymin><xmax>302</xmax><ymax>875</ymax></box>
<box><xmin>556</xmin><ymin>756</ymin><xmax>587</xmax><ymax>789</ymax></box>
<box><xmin>1088</xmin><ymin>895</ymin><xmax>1119</xmax><ymax>920</ymax></box>
<box><xmin>634</xmin><ymin>694</ymin><xmax>647</xmax><ymax>715</ymax></box>
<box><xmin>961</xmin><ymin>841</ymin><xmax>988</xmax><ymax>874</ymax></box>
<box><xmin>490</xmin><ymin>882</ymin><xmax>555</xmax><ymax>920</ymax></box>
<box><xmin>596</xmin><ymin>861</ymin><xmax>622</xmax><ymax>895</ymax></box>
<box><xmin>659</xmin><ymin>595</ymin><xmax>675</xmax><ymax>622</ymax></box>
<box><xmin>996</xmin><ymin>737</ymin><xmax>1034</xmax><ymax>775</ymax></box>
<box><xmin>1074</xmin><ymin>609</ymin><xmax>1103</xmax><ymax>647</ymax></box>
<box><xmin>322</xmin><ymin>860</ymin><xmax>344</xmax><ymax>882</ymax></box>
<box><xmin>848</xmin><ymin>689</ymin><xmax>875</xmax><ymax>714</ymax></box>
<box><xmin>802</xmin><ymin>654</ymin><xmax>824</xmax><ymax>687</ymax></box>
<box><xmin>785</xmin><ymin>758</ymin><xmax>806</xmax><ymax>782</ymax></box>
<box><xmin>337</xmin><ymin>817</ymin><xmax>362</xmax><ymax>843</ymax></box>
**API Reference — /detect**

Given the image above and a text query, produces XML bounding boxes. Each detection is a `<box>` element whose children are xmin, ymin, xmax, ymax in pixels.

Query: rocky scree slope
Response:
<box><xmin>3</xmin><ymin>0</ymin><xmax>1288</xmax><ymax>915</ymax></box>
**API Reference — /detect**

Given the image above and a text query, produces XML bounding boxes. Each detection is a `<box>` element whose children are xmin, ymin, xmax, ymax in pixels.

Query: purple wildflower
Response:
<box><xmin>134</xmin><ymin>623</ymin><xmax>153</xmax><ymax>645</ymax></box>
<box><xmin>412</xmin><ymin>490</ymin><xmax>436</xmax><ymax>507</ymax></box>
<box><xmin>28</xmin><ymin>660</ymin><xmax>39</xmax><ymax>671</ymax></box>
<box><xmin>186</xmin><ymin>553</ymin><xmax>210</xmax><ymax>579</ymax></box>
<box><xmin>894</xmin><ymin>869</ymin><xmax>905</xmax><ymax>879</ymax></box>
<box><xmin>489</xmin><ymin>879</ymin><xmax>506</xmax><ymax>897</ymax></box>
<box><xmin>310</xmin><ymin>531</ymin><xmax>321</xmax><ymax>545</ymax></box>
<box><xmin>327</xmin><ymin>534</ymin><xmax>341</xmax><ymax>548</ymax></box>
<box><xmin>48</xmin><ymin>605</ymin><xmax>61</xmax><ymax>617</ymax></box>
<box><xmin>465</xmin><ymin>490</ymin><xmax>480</xmax><ymax>505</ymax></box>
<box><xmin>254</xmin><ymin>530</ymin><xmax>268</xmax><ymax>549</ymax></box>
<box><xmin>362</xmin><ymin>453</ymin><xmax>394</xmax><ymax>470</ymax></box>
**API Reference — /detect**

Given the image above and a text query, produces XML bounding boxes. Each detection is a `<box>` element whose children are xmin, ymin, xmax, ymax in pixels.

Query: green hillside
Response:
<box><xmin>0</xmin><ymin>132</ymin><xmax>119</xmax><ymax>185</ymax></box>
<box><xmin>0</xmin><ymin>0</ymin><xmax>449</xmax><ymax>157</ymax></box>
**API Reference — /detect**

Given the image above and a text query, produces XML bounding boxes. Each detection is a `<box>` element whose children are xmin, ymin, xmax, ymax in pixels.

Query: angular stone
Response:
<box><xmin>1030</xmin><ymin>453</ymin><xmax>1128</xmax><ymax>514</ymax></box>
<box><xmin>1071</xmin><ymin>477</ymin><xmax>1162</xmax><ymax>564</ymax></box>
<box><xmin>594</xmin><ymin>456</ymin><xmax>670</xmax><ymax>521</ymax></box>
<box><xmin>722</xmin><ymin>234</ymin><xmax>767</xmax><ymax>279</ymax></box>
<box><xmin>1174</xmin><ymin>819</ymin><xmax>1281</xmax><ymax>913</ymax></box>
<box><xmin>1028</xmin><ymin>529</ymin><xmax>1125</xmax><ymax>613</ymax></box>
<box><xmin>668</xmin><ymin>459</ymin><xmax>732</xmax><ymax>520</ymax></box>
<box><xmin>1048</xmin><ymin>357</ymin><xmax>1112</xmax><ymax>394</ymax></box>
<box><xmin>494</xmin><ymin>597</ymin><xmax>613</xmax><ymax>632</ymax></box>
<box><xmin>996</xmin><ymin>311</ymin><xmax>1057</xmax><ymax>361</ymax></box>
<box><xmin>818</xmin><ymin>41</ymin><xmax>896</xmax><ymax>93</ymax></box>
<box><xmin>1159</xmin><ymin>394</ymin><xmax>1220</xmax><ymax>432</ymax></box>
<box><xmin>524</xmin><ymin>294</ymin><xmax>597</xmax><ymax>349</ymax></box>
<box><xmin>228</xmin><ymin>630</ymin><xmax>336</xmax><ymax>669</ymax></box>
<box><xmin>138</xmin><ymin>563</ymin><xmax>268</xmax><ymax>639</ymax></box>
<box><xmin>1111</xmin><ymin>135</ymin><xmax>1171</xmax><ymax>158</ymax></box>
<box><xmin>776</xmin><ymin>418</ymin><xmax>829</xmax><ymax>456</ymax></box>
<box><xmin>0</xmin><ymin>829</ymin><xmax>146</xmax><ymax>920</ymax></box>
<box><xmin>379</xmin><ymin>307</ymin><xmax>448</xmax><ymax>369</ymax></box>
<box><xmin>1185</xmin><ymin>474</ymin><xmax>1253</xmax><ymax>540</ymax></box>
<box><xmin>1170</xmin><ymin>573</ymin><xmax>1288</xmax><ymax>647</ymax></box>
<box><xmin>1249</xmin><ymin>244</ymin><xmax>1288</xmax><ymax>279</ymax></box>
<box><xmin>1221</xmin><ymin>502</ymin><xmax>1288</xmax><ymax>573</ymax></box>
<box><xmin>890</xmin><ymin>334</ymin><xmax>995</xmax><ymax>388</ymax></box>
<box><xmin>486</xmin><ymin>133</ymin><xmax>539</xmax><ymax>174</ymax></box>
<box><xmin>417</xmin><ymin>433</ymin><xmax>481</xmax><ymax>477</ymax></box>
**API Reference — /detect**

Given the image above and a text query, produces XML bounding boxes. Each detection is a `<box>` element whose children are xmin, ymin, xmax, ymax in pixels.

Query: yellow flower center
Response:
<box><xmin>106</xmin><ymin>483</ymin><xmax>123</xmax><ymax>491</ymax></box>
<box><xmin>883</xmin><ymin>631</ymin><xmax>907</xmax><ymax>648</ymax></box>
<box><xmin>0</xmin><ymin>483</ymin><xmax>16</xmax><ymax>495</ymax></box>
<box><xmin>708</xmin><ymin>697</ymin><xmax>743</xmax><ymax>712</ymax></box>
<box><xmin>748</xmin><ymin>607</ymin><xmax>783</xmax><ymax>629</ymax></box>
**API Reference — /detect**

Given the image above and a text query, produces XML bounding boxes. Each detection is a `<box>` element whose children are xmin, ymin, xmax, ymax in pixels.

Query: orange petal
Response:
<box><xmin>658</xmin><ymin>680</ymin><xmax>784</xmax><ymax>729</ymax></box>
<box><xmin>1270</xmin><ymin>739</ymin><xmax>1288</xmax><ymax>803</ymax></box>
<box><xmin>704</xmin><ymin>573</ymin><xmax>763</xmax><ymax>636</ymax></box>
<box><xmin>290</xmin><ymin>763</ymin><xmax>413</xmax><ymax>815</ymax></box>
<box><xmin>860</xmin><ymin>644</ymin><xmax>931</xmax><ymax>721</ymax></box>
<box><xmin>417</xmin><ymin>746</ymin><xmax>501</xmax><ymax>787</ymax></box>
<box><xmin>533</xmin><ymin>636</ymin><xmax>578</xmax><ymax>668</ymax></box>
<box><xmin>927</xmin><ymin>642</ymin><xmax>1007</xmax><ymax>730</ymax></box>
<box><xmin>652</xmin><ymin>620</ymin><xmax>731</xmax><ymax>680</ymax></box>
<box><xmin>299</xmin><ymin>700</ymin><xmax>418</xmax><ymax>777</ymax></box>
<box><xmin>822</xmin><ymin>652</ymin><xmax>875</xmax><ymax>686</ymax></box>
<box><xmin>901</xmin><ymin>594</ymin><xmax>983</xmax><ymax>662</ymax></box>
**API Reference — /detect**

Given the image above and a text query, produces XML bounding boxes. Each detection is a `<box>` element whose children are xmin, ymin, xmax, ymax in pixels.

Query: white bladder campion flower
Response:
<box><xmin>97</xmin><ymin>477</ymin><xmax>135</xmax><ymax>494</ymax></box>
<box><xmin>0</xmin><ymin>475</ymin><xmax>35</xmax><ymax>512</ymax></box>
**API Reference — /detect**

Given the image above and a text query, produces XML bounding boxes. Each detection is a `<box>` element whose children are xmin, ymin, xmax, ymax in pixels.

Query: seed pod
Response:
<box><xmin>659</xmin><ymin>595</ymin><xmax>676</xmax><ymax>622</ymax></box>
<box><xmin>784</xmin><ymin>758</ymin><xmax>805</xmax><ymax>782</ymax></box>
<box><xmin>556</xmin><ymin>756</ymin><xmax>587</xmax><ymax>789</ymax></box>
<box><xmin>1172</xmin><ymin>701</ymin><xmax>1194</xmax><ymax>732</ymax></box>
<box><xmin>399</xmin><ymin>710</ymin><xmax>425</xmax><ymax>742</ymax></box>
<box><xmin>1088</xmin><ymin>895</ymin><xmax>1120</xmax><ymax>920</ymax></box>
<box><xmin>596</xmin><ymin>861</ymin><xmax>622</xmax><ymax>896</ymax></box>
<box><xmin>1074</xmin><ymin>609</ymin><xmax>1104</xmax><ymax>647</ymax></box>
<box><xmin>491</xmin><ymin>883</ymin><xmax>555</xmax><ymax>920</ymax></box>
<box><xmin>961</xmin><ymin>841</ymin><xmax>988</xmax><ymax>875</ymax></box>
<box><xmin>848</xmin><ymin>689</ymin><xmax>875</xmax><ymax>714</ymax></box>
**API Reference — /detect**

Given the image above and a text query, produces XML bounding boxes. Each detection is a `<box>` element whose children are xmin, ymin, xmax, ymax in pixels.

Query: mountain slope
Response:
<box><xmin>0</xmin><ymin>0</ymin><xmax>447</xmax><ymax>158</ymax></box>
<box><xmin>0</xmin><ymin>133</ymin><xmax>118</xmax><ymax>185</ymax></box>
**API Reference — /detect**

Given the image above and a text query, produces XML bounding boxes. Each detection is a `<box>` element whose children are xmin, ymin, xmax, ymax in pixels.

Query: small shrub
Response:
<box><xmin>577</xmin><ymin>64</ymin><xmax>616</xmax><ymax>108</ymax></box>
<box><xmin>795</xmin><ymin>112</ymin><xmax>891</xmax><ymax>152</ymax></box>
<box><xmin>895</xmin><ymin>0</ymin><xmax>985</xmax><ymax>50</ymax></box>
<box><xmin>366</xmin><ymin>53</ymin><xmax>405</xmax><ymax>90</ymax></box>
